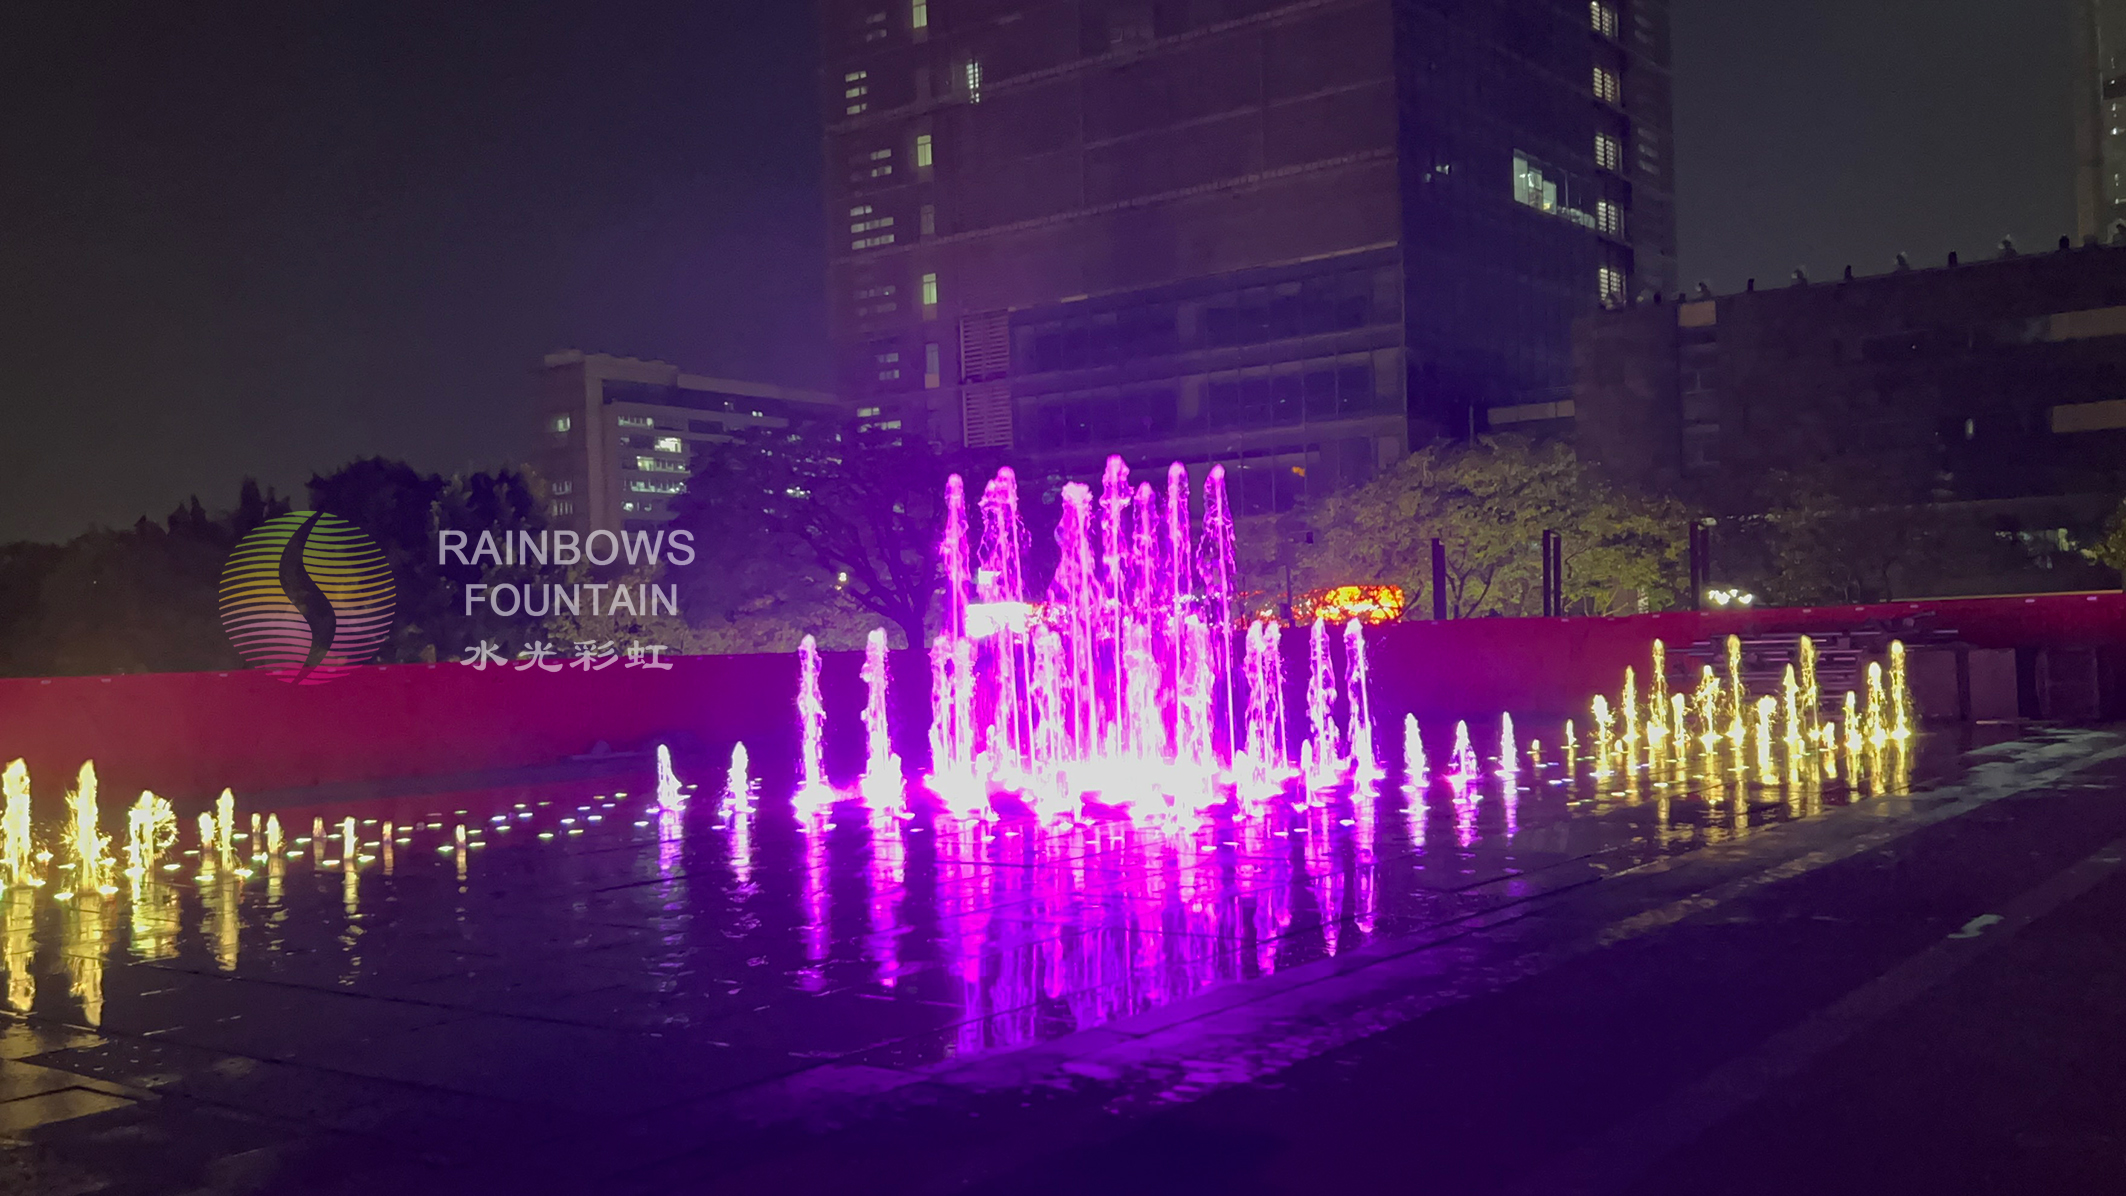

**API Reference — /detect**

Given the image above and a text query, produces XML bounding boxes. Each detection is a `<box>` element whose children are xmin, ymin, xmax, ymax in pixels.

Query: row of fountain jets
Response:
<box><xmin>773</xmin><ymin>457</ymin><xmax>1916</xmax><ymax>821</ymax></box>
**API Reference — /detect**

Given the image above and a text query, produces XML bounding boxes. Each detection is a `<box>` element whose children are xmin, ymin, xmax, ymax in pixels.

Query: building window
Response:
<box><xmin>862</xmin><ymin>9</ymin><xmax>888</xmax><ymax>42</ymax></box>
<box><xmin>634</xmin><ymin>456</ymin><xmax>687</xmax><ymax>473</ymax></box>
<box><xmin>1593</xmin><ymin>66</ymin><xmax>1621</xmax><ymax>105</ymax></box>
<box><xmin>1596</xmin><ymin>199</ymin><xmax>1621</xmax><ymax>237</ymax></box>
<box><xmin>1513</xmin><ymin>152</ymin><xmax>1595</xmax><ymax>229</ymax></box>
<box><xmin>920</xmin><ymin>203</ymin><xmax>936</xmax><ymax>236</ymax></box>
<box><xmin>551</xmin><ymin>500</ymin><xmax>574</xmax><ymax>516</ymax></box>
<box><xmin>551</xmin><ymin>480</ymin><xmax>573</xmax><ymax>496</ymax></box>
<box><xmin>911</xmin><ymin>0</ymin><xmax>927</xmax><ymax>30</ymax></box>
<box><xmin>925</xmin><ymin>342</ymin><xmax>941</xmax><ymax>388</ymax></box>
<box><xmin>915</xmin><ymin>133</ymin><xmax>934</xmax><ymax>169</ymax></box>
<box><xmin>1590</xmin><ymin>1</ymin><xmax>1617</xmax><ymax>37</ymax></box>
<box><xmin>850</xmin><ymin>215</ymin><xmax>896</xmax><ymax>234</ymax></box>
<box><xmin>844</xmin><ymin>69</ymin><xmax>870</xmax><ymax>116</ymax></box>
<box><xmin>964</xmin><ymin>60</ymin><xmax>983</xmax><ymax>103</ymax></box>
<box><xmin>549</xmin><ymin>414</ymin><xmax>572</xmax><ymax>434</ymax></box>
<box><xmin>853</xmin><ymin>233</ymin><xmax>897</xmax><ymax>250</ymax></box>
<box><xmin>1598</xmin><ymin>265</ymin><xmax>1626</xmax><ymax>305</ymax></box>
<box><xmin>1595</xmin><ymin>133</ymin><xmax>1622</xmax><ymax>172</ymax></box>
<box><xmin>922</xmin><ymin>271</ymin><xmax>939</xmax><ymax>307</ymax></box>
<box><xmin>628</xmin><ymin>479</ymin><xmax>686</xmax><ymax>495</ymax></box>
<box><xmin>653</xmin><ymin>435</ymin><xmax>684</xmax><ymax>454</ymax></box>
<box><xmin>858</xmin><ymin>406</ymin><xmax>882</xmax><ymax>418</ymax></box>
<box><xmin>617</xmin><ymin>415</ymin><xmax>655</xmax><ymax>429</ymax></box>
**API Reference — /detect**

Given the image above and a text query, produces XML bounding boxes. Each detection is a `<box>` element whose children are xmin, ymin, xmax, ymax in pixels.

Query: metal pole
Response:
<box><xmin>1431</xmin><ymin>538</ymin><xmax>1448</xmax><ymax>620</ymax></box>
<box><xmin>1541</xmin><ymin>529</ymin><xmax>1561</xmax><ymax>617</ymax></box>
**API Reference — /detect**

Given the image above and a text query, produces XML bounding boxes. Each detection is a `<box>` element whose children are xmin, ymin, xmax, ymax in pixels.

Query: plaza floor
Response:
<box><xmin>1</xmin><ymin>718</ymin><xmax>2105</xmax><ymax>1195</ymax></box>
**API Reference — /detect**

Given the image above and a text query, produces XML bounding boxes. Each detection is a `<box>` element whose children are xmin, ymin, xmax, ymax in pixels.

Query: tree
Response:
<box><xmin>2088</xmin><ymin>499</ymin><xmax>2126</xmax><ymax>582</ymax></box>
<box><xmin>1288</xmin><ymin>436</ymin><xmax>1688</xmax><ymax>618</ymax></box>
<box><xmin>670</xmin><ymin>423</ymin><xmax>1005</xmax><ymax>651</ymax></box>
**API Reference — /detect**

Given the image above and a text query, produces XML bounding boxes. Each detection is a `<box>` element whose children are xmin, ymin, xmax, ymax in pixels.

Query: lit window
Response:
<box><xmin>850</xmin><ymin>203</ymin><xmax>874</xmax><ymax>217</ymax></box>
<box><xmin>876</xmin><ymin>351</ymin><xmax>901</xmax><ymax>364</ymax></box>
<box><xmin>1513</xmin><ymin>153</ymin><xmax>1561</xmax><ymax>212</ymax></box>
<box><xmin>617</xmin><ymin>415</ymin><xmax>654</xmax><ymax>429</ymax></box>
<box><xmin>925</xmin><ymin>342</ymin><xmax>941</xmax><ymax>388</ymax></box>
<box><xmin>1596</xmin><ymin>199</ymin><xmax>1621</xmax><ymax>237</ymax></box>
<box><xmin>915</xmin><ymin>133</ymin><xmax>934</xmax><ymax>169</ymax></box>
<box><xmin>858</xmin><ymin>406</ymin><xmax>882</xmax><ymax>417</ymax></box>
<box><xmin>845</xmin><ymin>70</ymin><xmax>868</xmax><ymax>83</ymax></box>
<box><xmin>964</xmin><ymin>60</ymin><xmax>983</xmax><ymax>103</ymax></box>
<box><xmin>853</xmin><ymin>233</ymin><xmax>897</xmax><ymax>250</ymax></box>
<box><xmin>551</xmin><ymin>480</ymin><xmax>573</xmax><ymax>496</ymax></box>
<box><xmin>850</xmin><ymin>215</ymin><xmax>896</xmax><ymax>234</ymax></box>
<box><xmin>1598</xmin><ymin>266</ymin><xmax>1625</xmax><ymax>305</ymax></box>
<box><xmin>628</xmin><ymin>479</ymin><xmax>686</xmax><ymax>495</ymax></box>
<box><xmin>922</xmin><ymin>271</ymin><xmax>938</xmax><ymax>307</ymax></box>
<box><xmin>634</xmin><ymin>456</ymin><xmax>688</xmax><ymax>473</ymax></box>
<box><xmin>1593</xmin><ymin>66</ymin><xmax>1621</xmax><ymax>105</ymax></box>
<box><xmin>912</xmin><ymin>0</ymin><xmax>927</xmax><ymax>30</ymax></box>
<box><xmin>1595</xmin><ymin>133</ymin><xmax>1622</xmax><ymax>172</ymax></box>
<box><xmin>1590</xmin><ymin>2</ymin><xmax>1617</xmax><ymax>37</ymax></box>
<box><xmin>549</xmin><ymin>414</ymin><xmax>572</xmax><ymax>434</ymax></box>
<box><xmin>552</xmin><ymin>500</ymin><xmax>574</xmax><ymax>516</ymax></box>
<box><xmin>653</xmin><ymin>435</ymin><xmax>684</xmax><ymax>454</ymax></box>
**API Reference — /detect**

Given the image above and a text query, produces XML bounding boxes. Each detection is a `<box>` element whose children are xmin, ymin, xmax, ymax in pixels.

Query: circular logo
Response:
<box><xmin>219</xmin><ymin>512</ymin><xmax>396</xmax><ymax>684</ymax></box>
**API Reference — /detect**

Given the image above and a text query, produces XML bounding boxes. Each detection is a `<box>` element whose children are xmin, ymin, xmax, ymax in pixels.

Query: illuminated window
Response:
<box><xmin>628</xmin><ymin>479</ymin><xmax>686</xmax><ymax>495</ymax></box>
<box><xmin>653</xmin><ymin>435</ymin><xmax>684</xmax><ymax>454</ymax></box>
<box><xmin>911</xmin><ymin>0</ymin><xmax>927</xmax><ymax>30</ymax></box>
<box><xmin>1596</xmin><ymin>199</ymin><xmax>1621</xmax><ymax>237</ymax></box>
<box><xmin>964</xmin><ymin>60</ymin><xmax>983</xmax><ymax>103</ymax></box>
<box><xmin>1590</xmin><ymin>1</ymin><xmax>1617</xmax><ymax>37</ymax></box>
<box><xmin>925</xmin><ymin>342</ymin><xmax>941</xmax><ymax>388</ymax></box>
<box><xmin>551</xmin><ymin>480</ymin><xmax>573</xmax><ymax>495</ymax></box>
<box><xmin>549</xmin><ymin>414</ymin><xmax>572</xmax><ymax>434</ymax></box>
<box><xmin>862</xmin><ymin>9</ymin><xmax>888</xmax><ymax>41</ymax></box>
<box><xmin>552</xmin><ymin>499</ymin><xmax>574</xmax><ymax>516</ymax></box>
<box><xmin>922</xmin><ymin>271</ymin><xmax>939</xmax><ymax>307</ymax></box>
<box><xmin>858</xmin><ymin>406</ymin><xmax>882</xmax><ymax>417</ymax></box>
<box><xmin>850</xmin><ymin>215</ymin><xmax>895</xmax><ymax>234</ymax></box>
<box><xmin>617</xmin><ymin>415</ymin><xmax>654</xmax><ymax>429</ymax></box>
<box><xmin>1598</xmin><ymin>266</ymin><xmax>1625</xmax><ymax>305</ymax></box>
<box><xmin>1593</xmin><ymin>66</ymin><xmax>1621</xmax><ymax>105</ymax></box>
<box><xmin>844</xmin><ymin>69</ymin><xmax>870</xmax><ymax>116</ymax></box>
<box><xmin>1513</xmin><ymin>153</ymin><xmax>1561</xmax><ymax>212</ymax></box>
<box><xmin>915</xmin><ymin>133</ymin><xmax>934</xmax><ymax>169</ymax></box>
<box><xmin>634</xmin><ymin>456</ymin><xmax>687</xmax><ymax>473</ymax></box>
<box><xmin>1595</xmin><ymin>133</ymin><xmax>1622</xmax><ymax>172</ymax></box>
<box><xmin>852</xmin><ymin>233</ymin><xmax>897</xmax><ymax>250</ymax></box>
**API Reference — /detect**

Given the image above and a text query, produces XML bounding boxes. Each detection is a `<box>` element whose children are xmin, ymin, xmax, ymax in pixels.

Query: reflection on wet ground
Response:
<box><xmin>0</xmin><ymin>716</ymin><xmax>1967</xmax><ymax>1104</ymax></box>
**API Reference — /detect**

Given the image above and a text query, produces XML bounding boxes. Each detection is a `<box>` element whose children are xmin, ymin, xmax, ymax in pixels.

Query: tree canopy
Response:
<box><xmin>1285</xmin><ymin>436</ymin><xmax>1688</xmax><ymax>618</ymax></box>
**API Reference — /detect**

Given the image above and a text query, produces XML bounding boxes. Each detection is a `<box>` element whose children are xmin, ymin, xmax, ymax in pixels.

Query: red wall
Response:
<box><xmin>0</xmin><ymin>592</ymin><xmax>2116</xmax><ymax>804</ymax></box>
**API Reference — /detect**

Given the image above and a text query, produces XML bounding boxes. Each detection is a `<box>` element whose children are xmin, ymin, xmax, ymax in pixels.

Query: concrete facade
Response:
<box><xmin>819</xmin><ymin>0</ymin><xmax>1676</xmax><ymax>512</ymax></box>
<box><xmin>534</xmin><ymin>351</ymin><xmax>842</xmax><ymax>535</ymax></box>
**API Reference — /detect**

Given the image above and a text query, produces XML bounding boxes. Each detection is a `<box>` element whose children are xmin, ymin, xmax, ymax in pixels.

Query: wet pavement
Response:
<box><xmin>0</xmin><ymin>721</ymin><xmax>2119</xmax><ymax>1194</ymax></box>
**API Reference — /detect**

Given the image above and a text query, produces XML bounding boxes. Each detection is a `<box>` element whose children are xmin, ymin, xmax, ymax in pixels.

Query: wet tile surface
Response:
<box><xmin>0</xmin><ymin>717</ymin><xmax>1967</xmax><ymax>1174</ymax></box>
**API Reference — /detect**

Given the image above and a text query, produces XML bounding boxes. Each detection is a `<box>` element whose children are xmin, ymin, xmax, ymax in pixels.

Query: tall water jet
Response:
<box><xmin>859</xmin><ymin>629</ymin><xmax>904</xmax><ymax>805</ymax></box>
<box><xmin>1754</xmin><ymin>696</ymin><xmax>1777</xmax><ymax>776</ymax></box>
<box><xmin>124</xmin><ymin>792</ymin><xmax>176</xmax><ymax>877</ymax></box>
<box><xmin>1782</xmin><ymin>665</ymin><xmax>1803</xmax><ymax>757</ymax></box>
<box><xmin>1052</xmin><ymin>483</ymin><xmax>1100</xmax><ymax>759</ymax></box>
<box><xmin>1591</xmin><ymin>696</ymin><xmax>1615</xmax><ymax>779</ymax></box>
<box><xmin>1305</xmin><ymin>617</ymin><xmax>1341</xmax><ymax>781</ymax></box>
<box><xmin>1798</xmin><ymin>636</ymin><xmax>1821</xmax><ymax>738</ymax></box>
<box><xmin>1648</xmin><ymin>640</ymin><xmax>1670</xmax><ymax>748</ymax></box>
<box><xmin>1620</xmin><ymin>667</ymin><xmax>1640</xmax><ymax>760</ymax></box>
<box><xmin>1864</xmin><ymin>662</ymin><xmax>1889</xmax><ymax>748</ymax></box>
<box><xmin>978</xmin><ymin>467</ymin><xmax>1032</xmax><ymax>769</ymax></box>
<box><xmin>61</xmin><ymin>763</ymin><xmax>113</xmax><ymax>898</ymax></box>
<box><xmin>725</xmin><ymin>742</ymin><xmax>752</xmax><ymax>811</ymax></box>
<box><xmin>1724</xmin><ymin>635</ymin><xmax>1746</xmax><ymax>748</ymax></box>
<box><xmin>1343</xmin><ymin>619</ymin><xmax>1377</xmax><ymax>773</ymax></box>
<box><xmin>1403</xmin><ymin>714</ymin><xmax>1428</xmax><ymax>782</ymax></box>
<box><xmin>1241</xmin><ymin>620</ymin><xmax>1289</xmax><ymax>785</ymax></box>
<box><xmin>1</xmin><ymin>760</ymin><xmax>30</xmax><ymax>888</ymax></box>
<box><xmin>1199</xmin><ymin>465</ymin><xmax>1239</xmax><ymax>754</ymax></box>
<box><xmin>1888</xmin><ymin>640</ymin><xmax>1912</xmax><ymax>741</ymax></box>
<box><xmin>216</xmin><ymin>789</ymin><xmax>239</xmax><ymax>874</ymax></box>
<box><xmin>1498</xmin><ymin>713</ymin><xmax>1519</xmax><ymax>776</ymax></box>
<box><xmin>1448</xmin><ymin>720</ymin><xmax>1478</xmax><ymax>785</ymax></box>
<box><xmin>796</xmin><ymin>635</ymin><xmax>828</xmax><ymax>796</ymax></box>
<box><xmin>655</xmin><ymin>744</ymin><xmax>684</xmax><ymax>814</ymax></box>
<box><xmin>1843</xmin><ymin>691</ymin><xmax>1862</xmax><ymax>755</ymax></box>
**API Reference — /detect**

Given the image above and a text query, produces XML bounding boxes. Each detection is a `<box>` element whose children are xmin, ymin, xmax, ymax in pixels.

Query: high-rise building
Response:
<box><xmin>535</xmin><ymin>351</ymin><xmax>842</xmax><ymax>535</ymax></box>
<box><xmin>819</xmin><ymin>0</ymin><xmax>1675</xmax><ymax>512</ymax></box>
<box><xmin>2076</xmin><ymin>0</ymin><xmax>2126</xmax><ymax>242</ymax></box>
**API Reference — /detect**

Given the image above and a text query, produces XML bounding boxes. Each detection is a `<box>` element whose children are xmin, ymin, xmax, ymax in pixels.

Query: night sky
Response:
<box><xmin>0</xmin><ymin>0</ymin><xmax>2078</xmax><ymax>544</ymax></box>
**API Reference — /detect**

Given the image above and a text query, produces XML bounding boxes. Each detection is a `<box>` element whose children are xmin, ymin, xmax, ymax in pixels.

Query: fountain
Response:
<box><xmin>655</xmin><ymin>744</ymin><xmax>683</xmax><ymax>813</ymax></box>
<box><xmin>2</xmin><ymin>760</ymin><xmax>31</xmax><ymax>887</ymax></box>
<box><xmin>885</xmin><ymin>456</ymin><xmax>1375</xmax><ymax>817</ymax></box>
